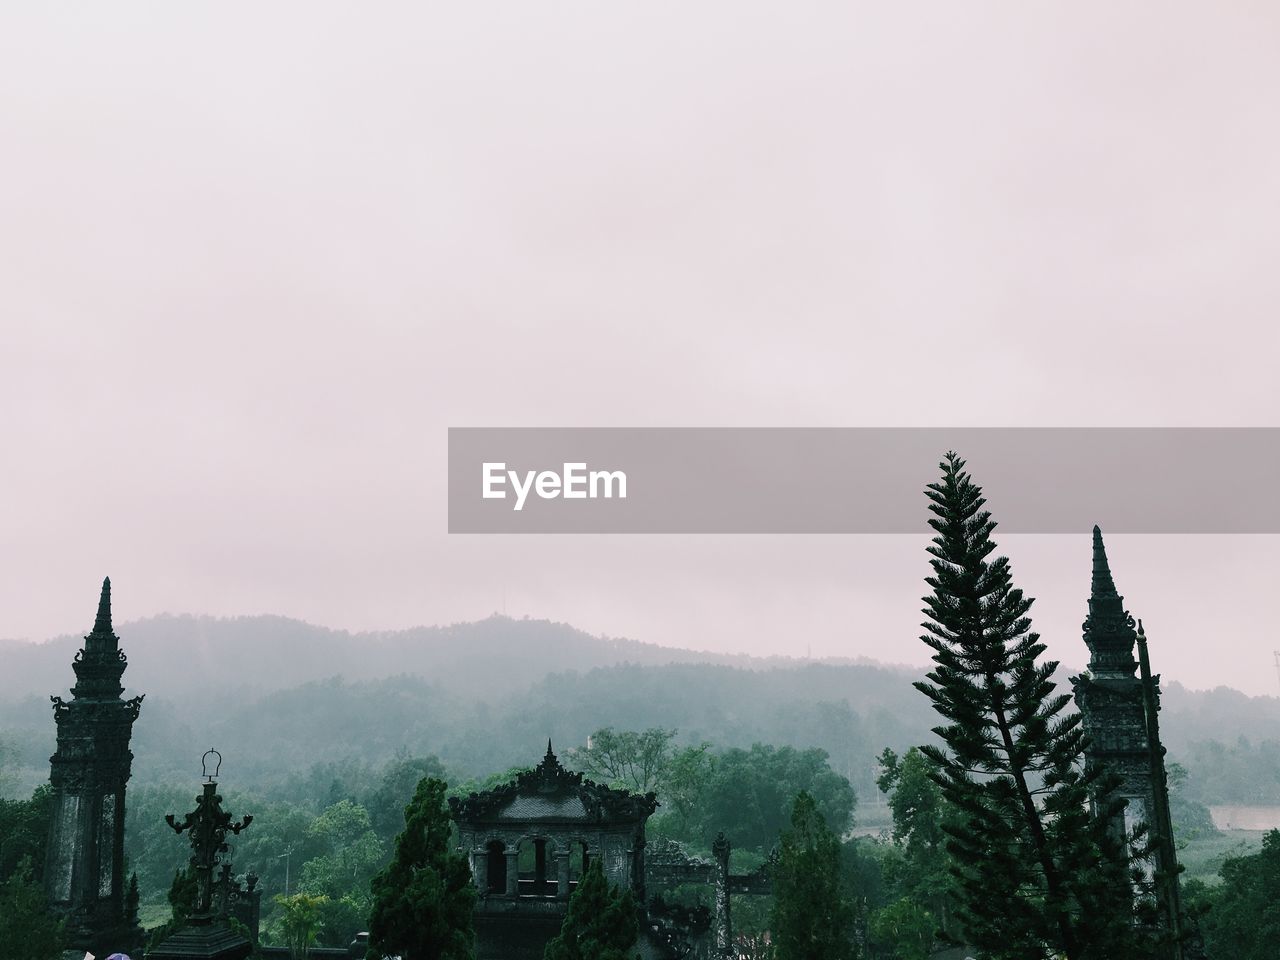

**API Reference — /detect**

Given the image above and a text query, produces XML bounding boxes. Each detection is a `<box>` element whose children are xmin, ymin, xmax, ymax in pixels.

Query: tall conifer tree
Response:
<box><xmin>913</xmin><ymin>453</ymin><xmax>1143</xmax><ymax>960</ymax></box>
<box><xmin>770</xmin><ymin>791</ymin><xmax>856</xmax><ymax>960</ymax></box>
<box><xmin>543</xmin><ymin>859</ymin><xmax>639</xmax><ymax>960</ymax></box>
<box><xmin>367</xmin><ymin>777</ymin><xmax>475</xmax><ymax>960</ymax></box>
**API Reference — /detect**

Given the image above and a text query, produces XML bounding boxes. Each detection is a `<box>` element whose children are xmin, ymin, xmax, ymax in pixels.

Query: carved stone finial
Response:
<box><xmin>711</xmin><ymin>833</ymin><xmax>730</xmax><ymax>863</ymax></box>
<box><xmin>94</xmin><ymin>577</ymin><xmax>113</xmax><ymax>635</ymax></box>
<box><xmin>1082</xmin><ymin>526</ymin><xmax>1137</xmax><ymax>678</ymax></box>
<box><xmin>1090</xmin><ymin>526</ymin><xmax>1117</xmax><ymax>598</ymax></box>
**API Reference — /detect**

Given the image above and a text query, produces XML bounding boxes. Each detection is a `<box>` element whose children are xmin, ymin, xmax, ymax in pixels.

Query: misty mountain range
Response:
<box><xmin>2</xmin><ymin>614</ymin><xmax>1278</xmax><ymax>805</ymax></box>
<box><xmin>0</xmin><ymin>613</ymin><xmax>904</xmax><ymax>703</ymax></box>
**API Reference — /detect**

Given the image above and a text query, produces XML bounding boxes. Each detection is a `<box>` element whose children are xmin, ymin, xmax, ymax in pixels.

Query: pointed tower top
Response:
<box><xmin>71</xmin><ymin>576</ymin><xmax>127</xmax><ymax>698</ymax></box>
<box><xmin>94</xmin><ymin>577</ymin><xmax>113</xmax><ymax>634</ymax></box>
<box><xmin>545</xmin><ymin>738</ymin><xmax>555</xmax><ymax>761</ymax></box>
<box><xmin>82</xmin><ymin>576</ymin><xmax>120</xmax><ymax>660</ymax></box>
<box><xmin>1082</xmin><ymin>527</ymin><xmax>1137</xmax><ymax>678</ymax></box>
<box><xmin>1091</xmin><ymin>526</ymin><xmax>1118</xmax><ymax>598</ymax></box>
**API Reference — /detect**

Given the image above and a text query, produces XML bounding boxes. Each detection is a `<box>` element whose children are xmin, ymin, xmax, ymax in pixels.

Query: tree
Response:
<box><xmin>275</xmin><ymin>892</ymin><xmax>329</xmax><ymax>960</ymax></box>
<box><xmin>0</xmin><ymin>785</ymin><xmax>52</xmax><ymax>884</ymax></box>
<box><xmin>658</xmin><ymin>743</ymin><xmax>714</xmax><ymax>835</ymax></box>
<box><xmin>147</xmin><ymin>864</ymin><xmax>199</xmax><ymax>954</ymax></box>
<box><xmin>683</xmin><ymin>744</ymin><xmax>855</xmax><ymax>853</ymax></box>
<box><xmin>868</xmin><ymin>897</ymin><xmax>934</xmax><ymax>960</ymax></box>
<box><xmin>0</xmin><ymin>856</ymin><xmax>64</xmax><ymax>960</ymax></box>
<box><xmin>770</xmin><ymin>791</ymin><xmax>856</xmax><ymax>960</ymax></box>
<box><xmin>298</xmin><ymin>798</ymin><xmax>385</xmax><ymax>936</ymax></box>
<box><xmin>874</xmin><ymin>747</ymin><xmax>954</xmax><ymax>946</ymax></box>
<box><xmin>366</xmin><ymin>777</ymin><xmax>475</xmax><ymax>960</ymax></box>
<box><xmin>913</xmin><ymin>453</ymin><xmax>1144</xmax><ymax>960</ymax></box>
<box><xmin>1191</xmin><ymin>828</ymin><xmax>1280</xmax><ymax>960</ymax></box>
<box><xmin>543</xmin><ymin>859</ymin><xmax>639</xmax><ymax>960</ymax></box>
<box><xmin>367</xmin><ymin>754</ymin><xmax>449</xmax><ymax>842</ymax></box>
<box><xmin>569</xmin><ymin>727</ymin><xmax>677</xmax><ymax>794</ymax></box>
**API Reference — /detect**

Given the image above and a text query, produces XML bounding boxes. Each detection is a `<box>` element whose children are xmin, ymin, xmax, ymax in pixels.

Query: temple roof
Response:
<box><xmin>449</xmin><ymin>741</ymin><xmax>658</xmax><ymax>825</ymax></box>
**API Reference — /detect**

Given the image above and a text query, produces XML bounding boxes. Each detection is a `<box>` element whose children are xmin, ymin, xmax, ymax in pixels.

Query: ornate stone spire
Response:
<box><xmin>46</xmin><ymin>578</ymin><xmax>145</xmax><ymax>957</ymax></box>
<box><xmin>72</xmin><ymin>577</ymin><xmax>128</xmax><ymax>699</ymax></box>
<box><xmin>1082</xmin><ymin>526</ymin><xmax>1138</xmax><ymax>678</ymax></box>
<box><xmin>94</xmin><ymin>576</ymin><xmax>113</xmax><ymax>634</ymax></box>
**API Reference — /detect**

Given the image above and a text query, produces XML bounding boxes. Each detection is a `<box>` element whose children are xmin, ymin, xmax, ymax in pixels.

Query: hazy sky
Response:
<box><xmin>2</xmin><ymin>4</ymin><xmax>1278</xmax><ymax>695</ymax></box>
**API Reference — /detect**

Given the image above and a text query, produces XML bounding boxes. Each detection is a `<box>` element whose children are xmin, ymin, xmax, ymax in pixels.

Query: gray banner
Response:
<box><xmin>447</xmin><ymin>428</ymin><xmax>1280</xmax><ymax>533</ymax></box>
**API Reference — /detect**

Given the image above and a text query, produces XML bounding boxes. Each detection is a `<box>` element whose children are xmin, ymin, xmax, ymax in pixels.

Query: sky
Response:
<box><xmin>1</xmin><ymin>3</ymin><xmax>1278</xmax><ymax>695</ymax></box>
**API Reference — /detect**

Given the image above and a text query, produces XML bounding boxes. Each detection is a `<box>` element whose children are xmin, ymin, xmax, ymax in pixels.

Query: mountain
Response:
<box><xmin>0</xmin><ymin>612</ymin><xmax>830</xmax><ymax>703</ymax></box>
<box><xmin>3</xmin><ymin>613</ymin><xmax>1277</xmax><ymax>805</ymax></box>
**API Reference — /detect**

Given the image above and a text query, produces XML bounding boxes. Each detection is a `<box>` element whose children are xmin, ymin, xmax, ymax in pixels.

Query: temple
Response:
<box><xmin>1071</xmin><ymin>527</ymin><xmax>1187</xmax><ymax>955</ymax></box>
<box><xmin>448</xmin><ymin>741</ymin><xmax>659</xmax><ymax>960</ymax></box>
<box><xmin>45</xmin><ymin>578</ymin><xmax>146</xmax><ymax>956</ymax></box>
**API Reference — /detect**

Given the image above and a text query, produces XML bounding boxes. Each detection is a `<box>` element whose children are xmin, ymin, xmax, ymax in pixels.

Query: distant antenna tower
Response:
<box><xmin>1274</xmin><ymin>650</ymin><xmax>1280</xmax><ymax>693</ymax></box>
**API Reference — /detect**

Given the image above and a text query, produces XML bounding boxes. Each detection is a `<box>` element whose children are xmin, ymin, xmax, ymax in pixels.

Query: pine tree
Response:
<box><xmin>913</xmin><ymin>453</ymin><xmax>1143</xmax><ymax>960</ymax></box>
<box><xmin>126</xmin><ymin>871</ymin><xmax>141</xmax><ymax>929</ymax></box>
<box><xmin>543</xmin><ymin>859</ymin><xmax>639</xmax><ymax>960</ymax></box>
<box><xmin>367</xmin><ymin>777</ymin><xmax>475</xmax><ymax>960</ymax></box>
<box><xmin>769</xmin><ymin>791</ymin><xmax>856</xmax><ymax>960</ymax></box>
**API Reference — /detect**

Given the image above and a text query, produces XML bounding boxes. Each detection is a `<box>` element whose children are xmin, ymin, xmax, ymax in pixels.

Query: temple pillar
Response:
<box><xmin>712</xmin><ymin>833</ymin><xmax>732</xmax><ymax>959</ymax></box>
<box><xmin>555</xmin><ymin>850</ymin><xmax>571</xmax><ymax>900</ymax></box>
<box><xmin>504</xmin><ymin>850</ymin><xmax>519</xmax><ymax>897</ymax></box>
<box><xmin>471</xmin><ymin>847</ymin><xmax>488</xmax><ymax>893</ymax></box>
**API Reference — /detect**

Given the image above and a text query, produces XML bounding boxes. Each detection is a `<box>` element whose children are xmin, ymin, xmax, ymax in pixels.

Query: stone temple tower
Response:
<box><xmin>46</xmin><ymin>578</ymin><xmax>145</xmax><ymax>956</ymax></box>
<box><xmin>1071</xmin><ymin>527</ymin><xmax>1188</xmax><ymax>956</ymax></box>
<box><xmin>1071</xmin><ymin>528</ymin><xmax>1155</xmax><ymax>847</ymax></box>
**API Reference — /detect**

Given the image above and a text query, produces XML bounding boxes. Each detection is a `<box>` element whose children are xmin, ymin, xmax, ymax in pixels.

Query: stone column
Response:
<box><xmin>712</xmin><ymin>833</ymin><xmax>732</xmax><ymax>959</ymax></box>
<box><xmin>555</xmin><ymin>850</ymin><xmax>571</xmax><ymax>900</ymax></box>
<box><xmin>472</xmin><ymin>847</ymin><xmax>488</xmax><ymax>893</ymax></box>
<box><xmin>631</xmin><ymin>834</ymin><xmax>647</xmax><ymax>905</ymax></box>
<box><xmin>504</xmin><ymin>850</ymin><xmax>520</xmax><ymax>897</ymax></box>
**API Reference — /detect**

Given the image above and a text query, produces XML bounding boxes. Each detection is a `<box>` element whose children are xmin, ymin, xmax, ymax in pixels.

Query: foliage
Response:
<box><xmin>569</xmin><ymin>727</ymin><xmax>677</xmax><ymax>793</ymax></box>
<box><xmin>770</xmin><ymin>791</ymin><xmax>856</xmax><ymax>960</ymax></box>
<box><xmin>913</xmin><ymin>453</ymin><xmax>1145</xmax><ymax>960</ymax></box>
<box><xmin>1187</xmin><ymin>828</ymin><xmax>1280</xmax><ymax>960</ymax></box>
<box><xmin>0</xmin><ymin>856</ymin><xmax>64</xmax><ymax>960</ymax></box>
<box><xmin>1164</xmin><ymin>761</ymin><xmax>1219</xmax><ymax>844</ymax></box>
<box><xmin>543</xmin><ymin>859</ymin><xmax>639</xmax><ymax>960</ymax></box>
<box><xmin>727</xmin><ymin>894</ymin><xmax>774</xmax><ymax>960</ymax></box>
<box><xmin>868</xmin><ymin>898</ymin><xmax>934</xmax><ymax>960</ymax></box>
<box><xmin>367</xmin><ymin>776</ymin><xmax>474</xmax><ymax>960</ymax></box>
<box><xmin>366</xmin><ymin>753</ymin><xmax>448</xmax><ymax>842</ymax></box>
<box><xmin>146</xmin><ymin>864</ymin><xmax>199</xmax><ymax>952</ymax></box>
<box><xmin>873</xmin><ymin>747</ymin><xmax>954</xmax><ymax>948</ymax></box>
<box><xmin>448</xmin><ymin>765</ymin><xmax>534</xmax><ymax>800</ymax></box>
<box><xmin>569</xmin><ymin>726</ymin><xmax>721</xmax><ymax>841</ymax></box>
<box><xmin>661</xmin><ymin>743</ymin><xmax>714</xmax><ymax>834</ymax></box>
<box><xmin>1178</xmin><ymin>735</ymin><xmax>1280</xmax><ymax>805</ymax></box>
<box><xmin>648</xmin><ymin>889</ymin><xmax>711</xmax><ymax>959</ymax></box>
<box><xmin>679</xmin><ymin>743</ymin><xmax>856</xmax><ymax>854</ymax></box>
<box><xmin>0</xmin><ymin>783</ymin><xmax>51</xmax><ymax>884</ymax></box>
<box><xmin>275</xmin><ymin>892</ymin><xmax>329</xmax><ymax>960</ymax></box>
<box><xmin>298</xmin><ymin>798</ymin><xmax>385</xmax><ymax>927</ymax></box>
